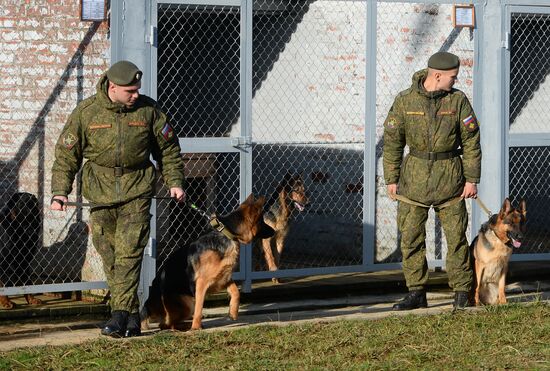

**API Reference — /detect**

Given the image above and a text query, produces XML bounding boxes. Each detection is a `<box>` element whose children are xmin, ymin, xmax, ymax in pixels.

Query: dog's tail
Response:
<box><xmin>140</xmin><ymin>303</ymin><xmax>151</xmax><ymax>330</ymax></box>
<box><xmin>140</xmin><ymin>272</ymin><xmax>163</xmax><ymax>330</ymax></box>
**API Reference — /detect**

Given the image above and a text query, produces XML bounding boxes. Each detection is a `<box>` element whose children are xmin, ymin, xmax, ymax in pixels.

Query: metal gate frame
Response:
<box><xmin>149</xmin><ymin>0</ymin><xmax>254</xmax><ymax>292</ymax></box>
<box><xmin>145</xmin><ymin>0</ymin><xmax>485</xmax><ymax>293</ymax></box>
<box><xmin>505</xmin><ymin>4</ymin><xmax>550</xmax><ymax>262</ymax></box>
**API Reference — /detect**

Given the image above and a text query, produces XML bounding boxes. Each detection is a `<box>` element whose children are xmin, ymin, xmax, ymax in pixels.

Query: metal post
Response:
<box><xmin>364</xmin><ymin>0</ymin><xmax>377</xmax><ymax>269</ymax></box>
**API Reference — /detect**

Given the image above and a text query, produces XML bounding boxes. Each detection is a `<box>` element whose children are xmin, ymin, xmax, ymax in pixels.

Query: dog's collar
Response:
<box><xmin>487</xmin><ymin>228</ymin><xmax>514</xmax><ymax>250</ymax></box>
<box><xmin>210</xmin><ymin>216</ymin><xmax>239</xmax><ymax>241</ymax></box>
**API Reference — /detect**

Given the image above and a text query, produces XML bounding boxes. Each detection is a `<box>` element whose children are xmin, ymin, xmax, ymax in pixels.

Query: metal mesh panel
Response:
<box><xmin>375</xmin><ymin>2</ymin><xmax>475</xmax><ymax>264</ymax></box>
<box><xmin>509</xmin><ymin>12</ymin><xmax>550</xmax><ymax>255</ymax></box>
<box><xmin>0</xmin><ymin>19</ymin><xmax>109</xmax><ymax>293</ymax></box>
<box><xmin>155</xmin><ymin>3</ymin><xmax>242</xmax><ymax>269</ymax></box>
<box><xmin>251</xmin><ymin>0</ymin><xmax>366</xmax><ymax>270</ymax></box>
<box><xmin>510</xmin><ymin>13</ymin><xmax>550</xmax><ymax>133</ymax></box>
<box><xmin>155</xmin><ymin>153</ymin><xmax>241</xmax><ymax>269</ymax></box>
<box><xmin>509</xmin><ymin>147</ymin><xmax>550</xmax><ymax>254</ymax></box>
<box><xmin>157</xmin><ymin>4</ymin><xmax>241</xmax><ymax>138</ymax></box>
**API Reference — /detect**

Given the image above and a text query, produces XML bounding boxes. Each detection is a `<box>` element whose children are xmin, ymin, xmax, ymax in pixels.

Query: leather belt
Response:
<box><xmin>409</xmin><ymin>148</ymin><xmax>462</xmax><ymax>161</ymax></box>
<box><xmin>91</xmin><ymin>161</ymin><xmax>152</xmax><ymax>177</ymax></box>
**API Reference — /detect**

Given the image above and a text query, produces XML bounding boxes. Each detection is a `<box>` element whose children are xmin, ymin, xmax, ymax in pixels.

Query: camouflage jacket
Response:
<box><xmin>383</xmin><ymin>69</ymin><xmax>481</xmax><ymax>205</ymax></box>
<box><xmin>51</xmin><ymin>74</ymin><xmax>184</xmax><ymax>205</ymax></box>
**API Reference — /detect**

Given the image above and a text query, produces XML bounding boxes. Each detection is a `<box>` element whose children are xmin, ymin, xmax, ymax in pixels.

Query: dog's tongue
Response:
<box><xmin>512</xmin><ymin>239</ymin><xmax>522</xmax><ymax>248</ymax></box>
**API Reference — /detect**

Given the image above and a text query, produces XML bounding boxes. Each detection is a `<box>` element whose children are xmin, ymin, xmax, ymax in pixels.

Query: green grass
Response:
<box><xmin>1</xmin><ymin>303</ymin><xmax>549</xmax><ymax>370</ymax></box>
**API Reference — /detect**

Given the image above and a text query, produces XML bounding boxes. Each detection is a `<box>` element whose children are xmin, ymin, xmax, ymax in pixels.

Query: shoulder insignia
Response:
<box><xmin>63</xmin><ymin>133</ymin><xmax>77</xmax><ymax>150</ymax></box>
<box><xmin>89</xmin><ymin>124</ymin><xmax>112</xmax><ymax>130</ymax></box>
<box><xmin>462</xmin><ymin>115</ymin><xmax>478</xmax><ymax>132</ymax></box>
<box><xmin>161</xmin><ymin>123</ymin><xmax>174</xmax><ymax>140</ymax></box>
<box><xmin>385</xmin><ymin>118</ymin><xmax>397</xmax><ymax>129</ymax></box>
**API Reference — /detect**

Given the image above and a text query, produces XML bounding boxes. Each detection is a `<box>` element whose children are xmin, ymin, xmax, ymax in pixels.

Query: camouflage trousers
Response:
<box><xmin>90</xmin><ymin>197</ymin><xmax>151</xmax><ymax>313</ymax></box>
<box><xmin>397</xmin><ymin>199</ymin><xmax>473</xmax><ymax>292</ymax></box>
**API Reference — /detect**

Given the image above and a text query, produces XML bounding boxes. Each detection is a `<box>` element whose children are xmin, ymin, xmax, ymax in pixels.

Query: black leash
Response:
<box><xmin>51</xmin><ymin>196</ymin><xmax>212</xmax><ymax>220</ymax></box>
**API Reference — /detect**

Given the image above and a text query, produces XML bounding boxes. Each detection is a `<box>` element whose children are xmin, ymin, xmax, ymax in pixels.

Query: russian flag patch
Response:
<box><xmin>462</xmin><ymin>115</ymin><xmax>478</xmax><ymax>132</ymax></box>
<box><xmin>161</xmin><ymin>123</ymin><xmax>174</xmax><ymax>140</ymax></box>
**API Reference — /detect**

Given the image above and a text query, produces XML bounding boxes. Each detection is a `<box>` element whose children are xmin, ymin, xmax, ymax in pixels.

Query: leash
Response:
<box><xmin>390</xmin><ymin>193</ymin><xmax>494</xmax><ymax>218</ymax></box>
<box><xmin>51</xmin><ymin>196</ymin><xmax>211</xmax><ymax>219</ymax></box>
<box><xmin>474</xmin><ymin>197</ymin><xmax>493</xmax><ymax>218</ymax></box>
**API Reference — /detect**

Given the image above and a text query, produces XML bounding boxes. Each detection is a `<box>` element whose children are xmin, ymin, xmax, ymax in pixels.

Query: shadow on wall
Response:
<box><xmin>33</xmin><ymin>221</ymin><xmax>90</xmax><ymax>284</ymax></box>
<box><xmin>0</xmin><ymin>193</ymin><xmax>41</xmax><ymax>288</ymax></box>
<box><xmin>0</xmin><ymin>22</ymin><xmax>101</xmax><ymax>288</ymax></box>
<box><xmin>510</xmin><ymin>14</ymin><xmax>550</xmax><ymax>125</ymax></box>
<box><xmin>252</xmin><ymin>144</ymin><xmax>364</xmax><ymax>269</ymax></box>
<box><xmin>509</xmin><ymin>147</ymin><xmax>550</xmax><ymax>254</ymax></box>
<box><xmin>156</xmin><ymin>1</ymin><xmax>314</xmax><ymax>138</ymax></box>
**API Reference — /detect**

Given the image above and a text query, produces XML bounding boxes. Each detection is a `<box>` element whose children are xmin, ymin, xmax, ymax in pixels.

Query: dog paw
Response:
<box><xmin>0</xmin><ymin>299</ymin><xmax>15</xmax><ymax>310</ymax></box>
<box><xmin>272</xmin><ymin>278</ymin><xmax>280</xmax><ymax>284</ymax></box>
<box><xmin>26</xmin><ymin>297</ymin><xmax>43</xmax><ymax>305</ymax></box>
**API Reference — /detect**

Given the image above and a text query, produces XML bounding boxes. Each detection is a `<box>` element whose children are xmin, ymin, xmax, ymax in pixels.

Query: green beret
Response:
<box><xmin>427</xmin><ymin>52</ymin><xmax>460</xmax><ymax>70</ymax></box>
<box><xmin>106</xmin><ymin>61</ymin><xmax>142</xmax><ymax>86</ymax></box>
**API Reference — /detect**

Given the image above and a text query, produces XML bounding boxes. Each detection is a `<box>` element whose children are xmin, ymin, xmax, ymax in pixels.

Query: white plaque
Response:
<box><xmin>453</xmin><ymin>5</ymin><xmax>475</xmax><ymax>28</ymax></box>
<box><xmin>81</xmin><ymin>0</ymin><xmax>107</xmax><ymax>22</ymax></box>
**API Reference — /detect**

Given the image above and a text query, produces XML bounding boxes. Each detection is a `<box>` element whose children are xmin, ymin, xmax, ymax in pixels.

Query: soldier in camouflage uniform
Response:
<box><xmin>383</xmin><ymin>52</ymin><xmax>481</xmax><ymax>310</ymax></box>
<box><xmin>50</xmin><ymin>61</ymin><xmax>185</xmax><ymax>337</ymax></box>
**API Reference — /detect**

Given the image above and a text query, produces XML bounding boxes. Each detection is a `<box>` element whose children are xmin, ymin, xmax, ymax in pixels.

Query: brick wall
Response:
<box><xmin>0</xmin><ymin>0</ymin><xmax>110</xmax><ymax>285</ymax></box>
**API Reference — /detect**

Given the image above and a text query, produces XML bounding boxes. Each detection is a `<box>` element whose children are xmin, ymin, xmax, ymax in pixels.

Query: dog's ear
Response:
<box><xmin>254</xmin><ymin>196</ymin><xmax>266</xmax><ymax>208</ymax></box>
<box><xmin>519</xmin><ymin>199</ymin><xmax>527</xmax><ymax>216</ymax></box>
<box><xmin>499</xmin><ymin>198</ymin><xmax>512</xmax><ymax>219</ymax></box>
<box><xmin>244</xmin><ymin>193</ymin><xmax>255</xmax><ymax>204</ymax></box>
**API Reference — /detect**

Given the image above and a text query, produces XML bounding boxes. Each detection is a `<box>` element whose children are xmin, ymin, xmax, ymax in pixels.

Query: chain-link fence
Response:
<box><xmin>508</xmin><ymin>11</ymin><xmax>550</xmax><ymax>256</ymax></box>
<box><xmin>250</xmin><ymin>0</ymin><xmax>366</xmax><ymax>271</ymax></box>
<box><xmin>0</xmin><ymin>6</ymin><xmax>110</xmax><ymax>299</ymax></box>
<box><xmin>153</xmin><ymin>0</ymin><xmax>478</xmax><ymax>280</ymax></box>
<box><xmin>2</xmin><ymin>1</ymin><xmax>550</xmax><ymax>300</ymax></box>
<box><xmin>155</xmin><ymin>3</ymin><xmax>243</xmax><ymax>270</ymax></box>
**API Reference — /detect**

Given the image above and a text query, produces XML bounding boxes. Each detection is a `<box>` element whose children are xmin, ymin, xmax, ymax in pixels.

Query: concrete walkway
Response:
<box><xmin>1</xmin><ymin>262</ymin><xmax>549</xmax><ymax>352</ymax></box>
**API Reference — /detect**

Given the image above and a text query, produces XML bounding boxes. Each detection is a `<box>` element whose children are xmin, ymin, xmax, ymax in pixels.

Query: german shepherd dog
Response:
<box><xmin>0</xmin><ymin>192</ymin><xmax>43</xmax><ymax>310</ymax></box>
<box><xmin>141</xmin><ymin>194</ymin><xmax>274</xmax><ymax>330</ymax></box>
<box><xmin>261</xmin><ymin>174</ymin><xmax>308</xmax><ymax>283</ymax></box>
<box><xmin>471</xmin><ymin>198</ymin><xmax>526</xmax><ymax>306</ymax></box>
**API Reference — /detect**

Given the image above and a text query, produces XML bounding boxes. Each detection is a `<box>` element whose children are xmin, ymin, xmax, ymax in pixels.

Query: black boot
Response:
<box><xmin>453</xmin><ymin>291</ymin><xmax>469</xmax><ymax>310</ymax></box>
<box><xmin>101</xmin><ymin>310</ymin><xmax>128</xmax><ymax>338</ymax></box>
<box><xmin>392</xmin><ymin>290</ymin><xmax>428</xmax><ymax>311</ymax></box>
<box><xmin>124</xmin><ymin>312</ymin><xmax>141</xmax><ymax>338</ymax></box>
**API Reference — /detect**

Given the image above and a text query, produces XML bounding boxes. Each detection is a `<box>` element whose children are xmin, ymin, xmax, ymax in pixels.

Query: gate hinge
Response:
<box><xmin>502</xmin><ymin>32</ymin><xmax>511</xmax><ymax>50</ymax></box>
<box><xmin>147</xmin><ymin>26</ymin><xmax>157</xmax><ymax>46</ymax></box>
<box><xmin>231</xmin><ymin>136</ymin><xmax>252</xmax><ymax>148</ymax></box>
